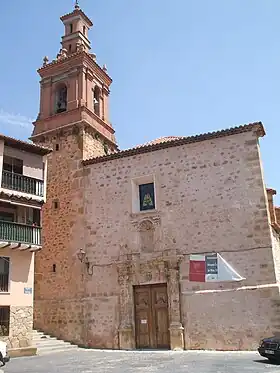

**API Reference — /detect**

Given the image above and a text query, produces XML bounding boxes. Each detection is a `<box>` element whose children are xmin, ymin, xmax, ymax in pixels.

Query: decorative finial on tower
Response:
<box><xmin>102</xmin><ymin>64</ymin><xmax>108</xmax><ymax>72</ymax></box>
<box><xmin>77</xmin><ymin>41</ymin><xmax>86</xmax><ymax>52</ymax></box>
<box><xmin>43</xmin><ymin>56</ymin><xmax>49</xmax><ymax>66</ymax></box>
<box><xmin>75</xmin><ymin>0</ymin><xmax>80</xmax><ymax>9</ymax></box>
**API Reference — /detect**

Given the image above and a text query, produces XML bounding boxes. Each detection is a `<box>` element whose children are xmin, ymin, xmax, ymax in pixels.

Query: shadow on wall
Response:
<box><xmin>11</xmin><ymin>251</ymin><xmax>33</xmax><ymax>284</ymax></box>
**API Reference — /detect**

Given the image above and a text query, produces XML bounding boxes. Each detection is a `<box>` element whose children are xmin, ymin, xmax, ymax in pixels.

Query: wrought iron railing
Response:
<box><xmin>1</xmin><ymin>170</ymin><xmax>44</xmax><ymax>197</ymax></box>
<box><xmin>0</xmin><ymin>220</ymin><xmax>41</xmax><ymax>246</ymax></box>
<box><xmin>0</xmin><ymin>273</ymin><xmax>8</xmax><ymax>292</ymax></box>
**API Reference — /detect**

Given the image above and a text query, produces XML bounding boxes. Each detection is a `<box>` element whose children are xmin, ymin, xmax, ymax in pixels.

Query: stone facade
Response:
<box><xmin>34</xmin><ymin>120</ymin><xmax>280</xmax><ymax>350</ymax></box>
<box><xmin>2</xmin><ymin>306</ymin><xmax>33</xmax><ymax>349</ymax></box>
<box><xmin>33</xmin><ymin>127</ymin><xmax>111</xmax><ymax>346</ymax></box>
<box><xmin>32</xmin><ymin>5</ymin><xmax>280</xmax><ymax>351</ymax></box>
<box><xmin>75</xmin><ymin>128</ymin><xmax>278</xmax><ymax>350</ymax></box>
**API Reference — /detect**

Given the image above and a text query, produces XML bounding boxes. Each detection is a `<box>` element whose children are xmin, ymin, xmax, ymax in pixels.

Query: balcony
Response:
<box><xmin>1</xmin><ymin>170</ymin><xmax>44</xmax><ymax>197</ymax></box>
<box><xmin>0</xmin><ymin>221</ymin><xmax>41</xmax><ymax>246</ymax></box>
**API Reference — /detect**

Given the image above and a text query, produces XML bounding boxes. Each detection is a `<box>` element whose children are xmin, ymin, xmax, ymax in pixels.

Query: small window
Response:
<box><xmin>52</xmin><ymin>264</ymin><xmax>56</xmax><ymax>273</ymax></box>
<box><xmin>0</xmin><ymin>306</ymin><xmax>10</xmax><ymax>336</ymax></box>
<box><xmin>55</xmin><ymin>143</ymin><xmax>60</xmax><ymax>151</ymax></box>
<box><xmin>83</xmin><ymin>26</ymin><xmax>86</xmax><ymax>35</ymax></box>
<box><xmin>3</xmin><ymin>156</ymin><xmax>23</xmax><ymax>175</ymax></box>
<box><xmin>53</xmin><ymin>200</ymin><xmax>59</xmax><ymax>210</ymax></box>
<box><xmin>0</xmin><ymin>257</ymin><xmax>9</xmax><ymax>293</ymax></box>
<box><xmin>139</xmin><ymin>183</ymin><xmax>155</xmax><ymax>211</ymax></box>
<box><xmin>69</xmin><ymin>44</ymin><xmax>72</xmax><ymax>53</ymax></box>
<box><xmin>70</xmin><ymin>23</ymin><xmax>73</xmax><ymax>33</ymax></box>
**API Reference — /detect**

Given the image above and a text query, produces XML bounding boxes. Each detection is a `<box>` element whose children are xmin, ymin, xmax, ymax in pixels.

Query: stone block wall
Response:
<box><xmin>1</xmin><ymin>306</ymin><xmax>33</xmax><ymax>349</ymax></box>
<box><xmin>180</xmin><ymin>248</ymin><xmax>280</xmax><ymax>349</ymax></box>
<box><xmin>266</xmin><ymin>189</ymin><xmax>280</xmax><ymax>287</ymax></box>
<box><xmin>34</xmin><ymin>291</ymin><xmax>119</xmax><ymax>348</ymax></box>
<box><xmin>84</xmin><ymin>131</ymin><xmax>272</xmax><ymax>265</ymax></box>
<box><xmin>181</xmin><ymin>286</ymin><xmax>279</xmax><ymax>350</ymax></box>
<box><xmin>80</xmin><ymin>128</ymin><xmax>277</xmax><ymax>350</ymax></box>
<box><xmin>34</xmin><ymin>299</ymin><xmax>84</xmax><ymax>345</ymax></box>
<box><xmin>34</xmin><ymin>124</ymin><xmax>280</xmax><ymax>350</ymax></box>
<box><xmin>271</xmin><ymin>229</ymin><xmax>280</xmax><ymax>284</ymax></box>
<box><xmin>34</xmin><ymin>128</ymin><xmax>85</xmax><ymax>336</ymax></box>
<box><xmin>33</xmin><ymin>124</ymin><xmax>114</xmax><ymax>346</ymax></box>
<box><xmin>83</xmin><ymin>129</ymin><xmax>115</xmax><ymax>160</ymax></box>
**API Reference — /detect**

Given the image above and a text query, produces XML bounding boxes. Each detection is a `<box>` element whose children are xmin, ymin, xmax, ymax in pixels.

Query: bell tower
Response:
<box><xmin>31</xmin><ymin>2</ymin><xmax>117</xmax><ymax>156</ymax></box>
<box><xmin>60</xmin><ymin>1</ymin><xmax>92</xmax><ymax>55</ymax></box>
<box><xmin>31</xmin><ymin>4</ymin><xmax>118</xmax><ymax>344</ymax></box>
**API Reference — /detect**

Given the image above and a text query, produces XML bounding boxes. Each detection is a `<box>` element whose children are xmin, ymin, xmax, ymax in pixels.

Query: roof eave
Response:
<box><xmin>0</xmin><ymin>134</ymin><xmax>52</xmax><ymax>156</ymax></box>
<box><xmin>37</xmin><ymin>51</ymin><xmax>112</xmax><ymax>84</ymax></box>
<box><xmin>82</xmin><ymin>121</ymin><xmax>265</xmax><ymax>166</ymax></box>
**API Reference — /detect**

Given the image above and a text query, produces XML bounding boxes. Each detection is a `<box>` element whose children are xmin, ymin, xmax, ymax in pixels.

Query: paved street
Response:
<box><xmin>3</xmin><ymin>349</ymin><xmax>280</xmax><ymax>373</ymax></box>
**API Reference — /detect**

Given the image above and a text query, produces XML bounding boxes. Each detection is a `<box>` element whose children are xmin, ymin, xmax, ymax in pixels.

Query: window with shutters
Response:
<box><xmin>0</xmin><ymin>257</ymin><xmax>10</xmax><ymax>293</ymax></box>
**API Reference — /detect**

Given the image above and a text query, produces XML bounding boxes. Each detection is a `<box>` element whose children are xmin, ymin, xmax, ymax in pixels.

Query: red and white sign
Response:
<box><xmin>189</xmin><ymin>253</ymin><xmax>245</xmax><ymax>283</ymax></box>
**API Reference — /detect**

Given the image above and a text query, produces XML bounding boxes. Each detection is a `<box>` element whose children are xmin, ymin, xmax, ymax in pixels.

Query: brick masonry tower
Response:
<box><xmin>30</xmin><ymin>4</ymin><xmax>118</xmax><ymax>343</ymax></box>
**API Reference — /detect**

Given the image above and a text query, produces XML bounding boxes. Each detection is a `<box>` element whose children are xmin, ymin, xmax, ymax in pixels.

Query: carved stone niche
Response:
<box><xmin>131</xmin><ymin>214</ymin><xmax>161</xmax><ymax>228</ymax></box>
<box><xmin>138</xmin><ymin>219</ymin><xmax>155</xmax><ymax>253</ymax></box>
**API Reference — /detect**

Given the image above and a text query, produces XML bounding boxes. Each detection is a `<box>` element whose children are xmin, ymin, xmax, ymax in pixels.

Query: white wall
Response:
<box><xmin>0</xmin><ymin>249</ymin><xmax>34</xmax><ymax>307</ymax></box>
<box><xmin>3</xmin><ymin>146</ymin><xmax>44</xmax><ymax>180</ymax></box>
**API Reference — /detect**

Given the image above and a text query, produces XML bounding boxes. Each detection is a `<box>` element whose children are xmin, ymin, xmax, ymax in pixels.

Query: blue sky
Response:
<box><xmin>1</xmin><ymin>1</ymin><xmax>280</xmax><ymax>201</ymax></box>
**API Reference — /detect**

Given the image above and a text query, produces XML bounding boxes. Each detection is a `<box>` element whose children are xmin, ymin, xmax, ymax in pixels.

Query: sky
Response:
<box><xmin>1</xmin><ymin>0</ymin><xmax>280</xmax><ymax>201</ymax></box>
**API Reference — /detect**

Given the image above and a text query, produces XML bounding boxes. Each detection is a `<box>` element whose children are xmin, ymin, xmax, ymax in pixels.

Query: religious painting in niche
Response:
<box><xmin>139</xmin><ymin>220</ymin><xmax>154</xmax><ymax>253</ymax></box>
<box><xmin>139</xmin><ymin>183</ymin><xmax>155</xmax><ymax>211</ymax></box>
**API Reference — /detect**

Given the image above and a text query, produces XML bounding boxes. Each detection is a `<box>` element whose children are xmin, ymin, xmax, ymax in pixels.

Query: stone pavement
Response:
<box><xmin>4</xmin><ymin>349</ymin><xmax>280</xmax><ymax>373</ymax></box>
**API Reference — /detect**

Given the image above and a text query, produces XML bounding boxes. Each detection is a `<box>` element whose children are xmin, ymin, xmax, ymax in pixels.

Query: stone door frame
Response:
<box><xmin>117</xmin><ymin>257</ymin><xmax>184</xmax><ymax>350</ymax></box>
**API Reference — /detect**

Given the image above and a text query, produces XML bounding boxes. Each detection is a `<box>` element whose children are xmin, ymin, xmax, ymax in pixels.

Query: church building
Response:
<box><xmin>32</xmin><ymin>4</ymin><xmax>280</xmax><ymax>350</ymax></box>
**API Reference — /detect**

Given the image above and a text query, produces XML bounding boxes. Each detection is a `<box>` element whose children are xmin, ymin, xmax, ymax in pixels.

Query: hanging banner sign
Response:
<box><xmin>189</xmin><ymin>253</ymin><xmax>245</xmax><ymax>282</ymax></box>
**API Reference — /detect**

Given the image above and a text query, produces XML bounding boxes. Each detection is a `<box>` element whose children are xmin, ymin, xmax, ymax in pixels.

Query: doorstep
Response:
<box><xmin>8</xmin><ymin>346</ymin><xmax>37</xmax><ymax>358</ymax></box>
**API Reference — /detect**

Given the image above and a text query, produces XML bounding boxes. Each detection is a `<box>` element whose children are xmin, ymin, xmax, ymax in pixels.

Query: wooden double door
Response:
<box><xmin>134</xmin><ymin>283</ymin><xmax>170</xmax><ymax>349</ymax></box>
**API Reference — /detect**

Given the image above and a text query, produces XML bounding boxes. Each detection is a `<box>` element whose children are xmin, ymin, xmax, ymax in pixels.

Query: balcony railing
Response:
<box><xmin>0</xmin><ymin>221</ymin><xmax>41</xmax><ymax>246</ymax></box>
<box><xmin>1</xmin><ymin>170</ymin><xmax>44</xmax><ymax>197</ymax></box>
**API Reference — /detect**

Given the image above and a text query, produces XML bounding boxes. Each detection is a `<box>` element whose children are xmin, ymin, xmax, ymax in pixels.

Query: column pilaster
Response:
<box><xmin>117</xmin><ymin>263</ymin><xmax>135</xmax><ymax>349</ymax></box>
<box><xmin>166</xmin><ymin>258</ymin><xmax>184</xmax><ymax>350</ymax></box>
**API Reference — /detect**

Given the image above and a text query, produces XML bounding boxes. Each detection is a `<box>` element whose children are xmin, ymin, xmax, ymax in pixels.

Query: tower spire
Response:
<box><xmin>75</xmin><ymin>0</ymin><xmax>80</xmax><ymax>9</ymax></box>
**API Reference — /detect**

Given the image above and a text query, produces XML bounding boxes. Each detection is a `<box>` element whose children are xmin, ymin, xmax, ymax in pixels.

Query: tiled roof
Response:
<box><xmin>0</xmin><ymin>191</ymin><xmax>44</xmax><ymax>205</ymax></box>
<box><xmin>135</xmin><ymin>136</ymin><xmax>185</xmax><ymax>148</ymax></box>
<box><xmin>0</xmin><ymin>133</ymin><xmax>52</xmax><ymax>155</ymax></box>
<box><xmin>83</xmin><ymin>121</ymin><xmax>265</xmax><ymax>166</ymax></box>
